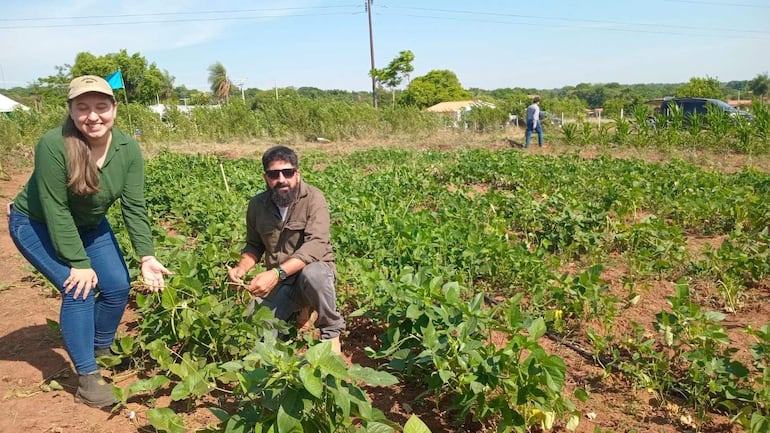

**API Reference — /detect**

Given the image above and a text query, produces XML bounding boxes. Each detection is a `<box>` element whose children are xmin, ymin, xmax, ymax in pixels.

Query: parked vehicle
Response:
<box><xmin>645</xmin><ymin>97</ymin><xmax>753</xmax><ymax>127</ymax></box>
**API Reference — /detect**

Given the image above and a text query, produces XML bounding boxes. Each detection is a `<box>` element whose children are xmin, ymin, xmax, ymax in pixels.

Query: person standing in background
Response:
<box><xmin>525</xmin><ymin>96</ymin><xmax>543</xmax><ymax>148</ymax></box>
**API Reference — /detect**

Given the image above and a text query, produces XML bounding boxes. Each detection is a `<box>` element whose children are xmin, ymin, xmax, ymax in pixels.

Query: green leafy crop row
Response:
<box><xmin>103</xmin><ymin>149</ymin><xmax>769</xmax><ymax>432</ymax></box>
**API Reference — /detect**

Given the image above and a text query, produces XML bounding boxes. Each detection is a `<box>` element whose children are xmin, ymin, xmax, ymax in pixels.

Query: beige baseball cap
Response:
<box><xmin>68</xmin><ymin>75</ymin><xmax>114</xmax><ymax>100</ymax></box>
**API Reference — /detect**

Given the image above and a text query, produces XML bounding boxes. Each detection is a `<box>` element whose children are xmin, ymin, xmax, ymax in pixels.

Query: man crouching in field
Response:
<box><xmin>227</xmin><ymin>145</ymin><xmax>345</xmax><ymax>354</ymax></box>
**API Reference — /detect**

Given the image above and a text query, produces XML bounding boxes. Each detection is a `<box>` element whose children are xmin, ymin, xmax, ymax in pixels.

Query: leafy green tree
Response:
<box><xmin>69</xmin><ymin>50</ymin><xmax>173</xmax><ymax>105</ymax></box>
<box><xmin>173</xmin><ymin>85</ymin><xmax>194</xmax><ymax>104</ymax></box>
<box><xmin>748</xmin><ymin>73</ymin><xmax>769</xmax><ymax>101</ymax></box>
<box><xmin>568</xmin><ymin>83</ymin><xmax>612</xmax><ymax>108</ymax></box>
<box><xmin>189</xmin><ymin>91</ymin><xmax>213</xmax><ymax>106</ymax></box>
<box><xmin>723</xmin><ymin>79</ymin><xmax>749</xmax><ymax>99</ymax></box>
<box><xmin>675</xmin><ymin>76</ymin><xmax>724</xmax><ymax>99</ymax></box>
<box><xmin>400</xmin><ymin>69</ymin><xmax>471</xmax><ymax>108</ymax></box>
<box><xmin>371</xmin><ymin>50</ymin><xmax>415</xmax><ymax>104</ymax></box>
<box><xmin>129</xmin><ymin>67</ymin><xmax>174</xmax><ymax>105</ymax></box>
<box><xmin>30</xmin><ymin>65</ymin><xmax>71</xmax><ymax>107</ymax></box>
<box><xmin>297</xmin><ymin>86</ymin><xmax>325</xmax><ymax>99</ymax></box>
<box><xmin>487</xmin><ymin>88</ymin><xmax>532</xmax><ymax>121</ymax></box>
<box><xmin>724</xmin><ymin>80</ymin><xmax>749</xmax><ymax>91</ymax></box>
<box><xmin>548</xmin><ymin>97</ymin><xmax>587</xmax><ymax>119</ymax></box>
<box><xmin>602</xmin><ymin>98</ymin><xmax>628</xmax><ymax>118</ymax></box>
<box><xmin>157</xmin><ymin>70</ymin><xmax>176</xmax><ymax>101</ymax></box>
<box><xmin>207</xmin><ymin>62</ymin><xmax>231</xmax><ymax>102</ymax></box>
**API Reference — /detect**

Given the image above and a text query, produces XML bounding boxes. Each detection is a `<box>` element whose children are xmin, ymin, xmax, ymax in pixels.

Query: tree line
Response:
<box><xmin>3</xmin><ymin>50</ymin><xmax>768</xmax><ymax>115</ymax></box>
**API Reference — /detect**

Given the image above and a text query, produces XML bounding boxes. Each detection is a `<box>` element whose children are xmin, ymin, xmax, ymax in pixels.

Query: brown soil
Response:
<box><xmin>1</xmin><ymin>140</ymin><xmax>768</xmax><ymax>433</ymax></box>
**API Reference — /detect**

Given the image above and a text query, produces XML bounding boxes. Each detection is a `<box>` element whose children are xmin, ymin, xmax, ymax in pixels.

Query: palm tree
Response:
<box><xmin>160</xmin><ymin>70</ymin><xmax>175</xmax><ymax>101</ymax></box>
<box><xmin>207</xmin><ymin>62</ymin><xmax>231</xmax><ymax>102</ymax></box>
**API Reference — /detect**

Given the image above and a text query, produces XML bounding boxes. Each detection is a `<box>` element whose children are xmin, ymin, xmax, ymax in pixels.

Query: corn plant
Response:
<box><xmin>734</xmin><ymin>115</ymin><xmax>758</xmax><ymax>154</ymax></box>
<box><xmin>613</xmin><ymin>117</ymin><xmax>632</xmax><ymax>146</ymax></box>
<box><xmin>580</xmin><ymin>121</ymin><xmax>593</xmax><ymax>146</ymax></box>
<box><xmin>631</xmin><ymin>103</ymin><xmax>654</xmax><ymax>140</ymax></box>
<box><xmin>704</xmin><ymin>103</ymin><xmax>733</xmax><ymax>144</ymax></box>
<box><xmin>685</xmin><ymin>113</ymin><xmax>705</xmax><ymax>139</ymax></box>
<box><xmin>561</xmin><ymin>122</ymin><xmax>578</xmax><ymax>144</ymax></box>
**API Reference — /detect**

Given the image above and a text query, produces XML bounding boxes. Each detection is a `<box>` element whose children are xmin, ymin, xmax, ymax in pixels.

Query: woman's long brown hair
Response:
<box><xmin>62</xmin><ymin>98</ymin><xmax>115</xmax><ymax>195</ymax></box>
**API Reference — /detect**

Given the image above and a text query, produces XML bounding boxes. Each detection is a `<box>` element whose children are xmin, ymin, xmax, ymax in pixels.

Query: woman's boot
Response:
<box><xmin>75</xmin><ymin>371</ymin><xmax>116</xmax><ymax>407</ymax></box>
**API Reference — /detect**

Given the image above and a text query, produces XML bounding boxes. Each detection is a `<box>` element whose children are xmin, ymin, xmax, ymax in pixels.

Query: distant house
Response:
<box><xmin>0</xmin><ymin>93</ymin><xmax>30</xmax><ymax>113</ymax></box>
<box><xmin>585</xmin><ymin>108</ymin><xmax>603</xmax><ymax>118</ymax></box>
<box><xmin>425</xmin><ymin>100</ymin><xmax>496</xmax><ymax>127</ymax></box>
<box><xmin>148</xmin><ymin>103</ymin><xmax>197</xmax><ymax>118</ymax></box>
<box><xmin>425</xmin><ymin>100</ymin><xmax>495</xmax><ymax>114</ymax></box>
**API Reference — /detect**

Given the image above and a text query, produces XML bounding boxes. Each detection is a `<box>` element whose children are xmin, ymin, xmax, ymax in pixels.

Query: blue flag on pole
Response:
<box><xmin>105</xmin><ymin>70</ymin><xmax>124</xmax><ymax>90</ymax></box>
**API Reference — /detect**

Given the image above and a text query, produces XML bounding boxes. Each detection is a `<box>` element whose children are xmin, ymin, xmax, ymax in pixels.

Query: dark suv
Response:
<box><xmin>646</xmin><ymin>97</ymin><xmax>753</xmax><ymax>127</ymax></box>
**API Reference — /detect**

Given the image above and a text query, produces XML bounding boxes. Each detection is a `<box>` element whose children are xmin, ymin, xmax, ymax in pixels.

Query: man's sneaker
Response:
<box><xmin>75</xmin><ymin>372</ymin><xmax>117</xmax><ymax>408</ymax></box>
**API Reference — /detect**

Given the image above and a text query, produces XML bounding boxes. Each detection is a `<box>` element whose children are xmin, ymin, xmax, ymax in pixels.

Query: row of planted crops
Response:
<box><xmin>104</xmin><ymin>148</ymin><xmax>770</xmax><ymax>433</ymax></box>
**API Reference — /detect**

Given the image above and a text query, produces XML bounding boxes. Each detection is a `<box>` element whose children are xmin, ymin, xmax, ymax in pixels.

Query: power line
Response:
<box><xmin>663</xmin><ymin>0</ymin><xmax>770</xmax><ymax>7</ymax></box>
<box><xmin>0</xmin><ymin>11</ymin><xmax>358</xmax><ymax>30</ymax></box>
<box><xmin>3</xmin><ymin>3</ymin><xmax>764</xmax><ymax>38</ymax></box>
<box><xmin>0</xmin><ymin>5</ymin><xmax>357</xmax><ymax>21</ymax></box>
<box><xmin>381</xmin><ymin>5</ymin><xmax>770</xmax><ymax>36</ymax></box>
<box><xmin>381</xmin><ymin>12</ymin><xmax>770</xmax><ymax>41</ymax></box>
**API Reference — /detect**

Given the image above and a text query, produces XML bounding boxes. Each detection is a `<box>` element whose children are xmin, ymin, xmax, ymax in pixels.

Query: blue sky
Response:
<box><xmin>1</xmin><ymin>0</ymin><xmax>768</xmax><ymax>92</ymax></box>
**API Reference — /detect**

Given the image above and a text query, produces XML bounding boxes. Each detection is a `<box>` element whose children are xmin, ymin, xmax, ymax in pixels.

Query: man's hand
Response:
<box><xmin>227</xmin><ymin>266</ymin><xmax>246</xmax><ymax>283</ymax></box>
<box><xmin>246</xmin><ymin>269</ymin><xmax>279</xmax><ymax>298</ymax></box>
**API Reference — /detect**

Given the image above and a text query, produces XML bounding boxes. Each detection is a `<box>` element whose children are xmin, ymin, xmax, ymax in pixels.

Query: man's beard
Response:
<box><xmin>270</xmin><ymin>182</ymin><xmax>297</xmax><ymax>207</ymax></box>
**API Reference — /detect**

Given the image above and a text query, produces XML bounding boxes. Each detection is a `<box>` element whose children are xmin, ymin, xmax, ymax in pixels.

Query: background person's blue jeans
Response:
<box><xmin>8</xmin><ymin>210</ymin><xmax>131</xmax><ymax>375</ymax></box>
<box><xmin>525</xmin><ymin>120</ymin><xmax>543</xmax><ymax>148</ymax></box>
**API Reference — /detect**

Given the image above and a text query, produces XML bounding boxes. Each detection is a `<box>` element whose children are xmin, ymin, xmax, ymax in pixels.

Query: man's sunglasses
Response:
<box><xmin>265</xmin><ymin>168</ymin><xmax>297</xmax><ymax>179</ymax></box>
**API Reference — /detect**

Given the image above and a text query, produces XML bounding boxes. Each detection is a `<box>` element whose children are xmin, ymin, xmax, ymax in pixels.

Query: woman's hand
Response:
<box><xmin>140</xmin><ymin>256</ymin><xmax>172</xmax><ymax>292</ymax></box>
<box><xmin>64</xmin><ymin>268</ymin><xmax>98</xmax><ymax>300</ymax></box>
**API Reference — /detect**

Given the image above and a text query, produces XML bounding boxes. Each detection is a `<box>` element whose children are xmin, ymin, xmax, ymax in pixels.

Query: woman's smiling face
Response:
<box><xmin>69</xmin><ymin>92</ymin><xmax>117</xmax><ymax>144</ymax></box>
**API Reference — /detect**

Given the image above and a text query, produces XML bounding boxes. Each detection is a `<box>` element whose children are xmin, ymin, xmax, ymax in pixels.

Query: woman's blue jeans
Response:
<box><xmin>8</xmin><ymin>209</ymin><xmax>130</xmax><ymax>375</ymax></box>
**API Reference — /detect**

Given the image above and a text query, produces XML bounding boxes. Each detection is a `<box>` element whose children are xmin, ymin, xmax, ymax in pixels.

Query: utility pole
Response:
<box><xmin>235</xmin><ymin>78</ymin><xmax>247</xmax><ymax>101</ymax></box>
<box><xmin>366</xmin><ymin>0</ymin><xmax>377</xmax><ymax>108</ymax></box>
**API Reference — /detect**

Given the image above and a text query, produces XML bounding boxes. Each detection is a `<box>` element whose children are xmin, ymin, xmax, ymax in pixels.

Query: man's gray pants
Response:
<box><xmin>259</xmin><ymin>261</ymin><xmax>346</xmax><ymax>339</ymax></box>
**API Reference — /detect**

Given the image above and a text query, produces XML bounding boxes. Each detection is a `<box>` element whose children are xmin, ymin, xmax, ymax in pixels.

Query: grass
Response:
<box><xmin>144</xmin><ymin>128</ymin><xmax>770</xmax><ymax>175</ymax></box>
<box><xmin>3</xmin><ymin>126</ymin><xmax>770</xmax><ymax>175</ymax></box>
